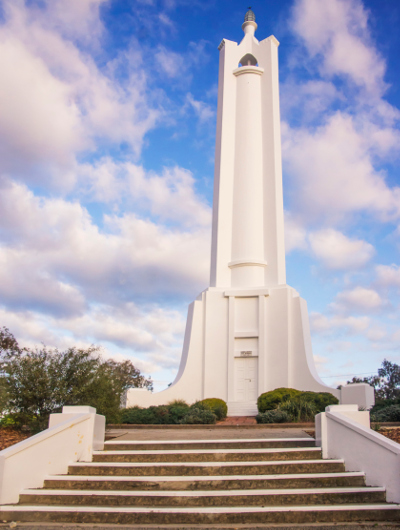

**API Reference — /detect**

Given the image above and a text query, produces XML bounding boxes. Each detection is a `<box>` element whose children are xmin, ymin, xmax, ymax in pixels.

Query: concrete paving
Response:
<box><xmin>1</xmin><ymin>523</ymin><xmax>399</xmax><ymax>529</ymax></box>
<box><xmin>106</xmin><ymin>428</ymin><xmax>313</xmax><ymax>442</ymax></box>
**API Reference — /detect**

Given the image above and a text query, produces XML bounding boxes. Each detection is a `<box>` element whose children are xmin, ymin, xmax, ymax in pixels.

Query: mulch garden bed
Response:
<box><xmin>377</xmin><ymin>427</ymin><xmax>400</xmax><ymax>444</ymax></box>
<box><xmin>0</xmin><ymin>427</ymin><xmax>31</xmax><ymax>451</ymax></box>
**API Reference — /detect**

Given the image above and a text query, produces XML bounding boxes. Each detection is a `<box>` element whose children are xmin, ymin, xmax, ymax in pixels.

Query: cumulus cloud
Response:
<box><xmin>155</xmin><ymin>46</ymin><xmax>186</xmax><ymax>78</ymax></box>
<box><xmin>375</xmin><ymin>264</ymin><xmax>400</xmax><ymax>288</ymax></box>
<box><xmin>29</xmin><ymin>0</ymin><xmax>107</xmax><ymax>45</ymax></box>
<box><xmin>308</xmin><ymin>228</ymin><xmax>374</xmax><ymax>269</ymax></box>
<box><xmin>0</xmin><ymin>36</ymin><xmax>85</xmax><ymax>176</ymax></box>
<box><xmin>284</xmin><ymin>212</ymin><xmax>307</xmax><ymax>253</ymax></box>
<box><xmin>0</xmin><ymin>0</ymin><xmax>159</xmax><ymax>183</ymax></box>
<box><xmin>291</xmin><ymin>0</ymin><xmax>386</xmax><ymax>96</ymax></box>
<box><xmin>185</xmin><ymin>94</ymin><xmax>215</xmax><ymax>123</ymax></box>
<box><xmin>310</xmin><ymin>312</ymin><xmax>370</xmax><ymax>334</ymax></box>
<box><xmin>283</xmin><ymin>0</ymin><xmax>400</xmax><ymax>228</ymax></box>
<box><xmin>78</xmin><ymin>160</ymin><xmax>212</xmax><ymax>228</ymax></box>
<box><xmin>283</xmin><ymin>114</ymin><xmax>400</xmax><ymax>224</ymax></box>
<box><xmin>281</xmin><ymin>79</ymin><xmax>341</xmax><ymax>123</ymax></box>
<box><xmin>0</xmin><ymin>177</ymin><xmax>210</xmax><ymax>314</ymax></box>
<box><xmin>0</xmin><ymin>302</ymin><xmax>186</xmax><ymax>379</ymax></box>
<box><xmin>332</xmin><ymin>286</ymin><xmax>384</xmax><ymax>314</ymax></box>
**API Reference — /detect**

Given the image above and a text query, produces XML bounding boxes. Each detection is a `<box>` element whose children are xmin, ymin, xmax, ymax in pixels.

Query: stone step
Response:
<box><xmin>44</xmin><ymin>471</ymin><xmax>366</xmax><ymax>491</ymax></box>
<box><xmin>1</xmin><ymin>504</ymin><xmax>399</xmax><ymax>524</ymax></box>
<box><xmin>104</xmin><ymin>438</ymin><xmax>316</xmax><ymax>451</ymax></box>
<box><xmin>92</xmin><ymin>447</ymin><xmax>322</xmax><ymax>463</ymax></box>
<box><xmin>19</xmin><ymin>487</ymin><xmax>386</xmax><ymax>507</ymax></box>
<box><xmin>227</xmin><ymin>401</ymin><xmax>258</xmax><ymax>416</ymax></box>
<box><xmin>68</xmin><ymin>459</ymin><xmax>346</xmax><ymax>477</ymax></box>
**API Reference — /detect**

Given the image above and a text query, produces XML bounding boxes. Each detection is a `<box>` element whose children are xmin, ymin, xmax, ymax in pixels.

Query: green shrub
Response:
<box><xmin>121</xmin><ymin>402</ymin><xmax>217</xmax><ymax>425</ymax></box>
<box><xmin>294</xmin><ymin>391</ymin><xmax>339</xmax><ymax>413</ymax></box>
<box><xmin>121</xmin><ymin>405</ymin><xmax>173</xmax><ymax>424</ymax></box>
<box><xmin>190</xmin><ymin>401</ymin><xmax>208</xmax><ymax>411</ymax></box>
<box><xmin>0</xmin><ymin>414</ymin><xmax>16</xmax><ymax>427</ymax></box>
<box><xmin>196</xmin><ymin>398</ymin><xmax>227</xmax><ymax>420</ymax></box>
<box><xmin>153</xmin><ymin>405</ymin><xmax>172</xmax><ymax>424</ymax></box>
<box><xmin>278</xmin><ymin>399</ymin><xmax>316</xmax><ymax>422</ymax></box>
<box><xmin>371</xmin><ymin>405</ymin><xmax>400</xmax><ymax>422</ymax></box>
<box><xmin>256</xmin><ymin>410</ymin><xmax>289</xmax><ymax>424</ymax></box>
<box><xmin>371</xmin><ymin>398</ymin><xmax>400</xmax><ymax>414</ymax></box>
<box><xmin>257</xmin><ymin>388</ymin><xmax>302</xmax><ymax>413</ymax></box>
<box><xmin>257</xmin><ymin>388</ymin><xmax>338</xmax><ymax>415</ymax></box>
<box><xmin>168</xmin><ymin>405</ymin><xmax>190</xmax><ymax>424</ymax></box>
<box><xmin>121</xmin><ymin>406</ymin><xmax>158</xmax><ymax>424</ymax></box>
<box><xmin>180</xmin><ymin>407</ymin><xmax>216</xmax><ymax>424</ymax></box>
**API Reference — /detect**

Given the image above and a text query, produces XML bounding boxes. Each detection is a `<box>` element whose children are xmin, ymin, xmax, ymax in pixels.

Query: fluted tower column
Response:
<box><xmin>210</xmin><ymin>10</ymin><xmax>286</xmax><ymax>289</ymax></box>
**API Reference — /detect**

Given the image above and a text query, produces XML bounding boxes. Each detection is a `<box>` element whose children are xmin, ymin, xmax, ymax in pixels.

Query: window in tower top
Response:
<box><xmin>239</xmin><ymin>53</ymin><xmax>258</xmax><ymax>67</ymax></box>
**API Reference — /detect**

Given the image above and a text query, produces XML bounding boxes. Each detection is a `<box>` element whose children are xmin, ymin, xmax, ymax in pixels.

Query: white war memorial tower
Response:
<box><xmin>127</xmin><ymin>10</ymin><xmax>374</xmax><ymax>415</ymax></box>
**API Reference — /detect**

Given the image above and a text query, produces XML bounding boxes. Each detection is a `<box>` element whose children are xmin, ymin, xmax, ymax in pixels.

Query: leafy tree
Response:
<box><xmin>0</xmin><ymin>327</ymin><xmax>152</xmax><ymax>430</ymax></box>
<box><xmin>0</xmin><ymin>327</ymin><xmax>21</xmax><ymax>357</ymax></box>
<box><xmin>377</xmin><ymin>359</ymin><xmax>400</xmax><ymax>400</ymax></box>
<box><xmin>347</xmin><ymin>359</ymin><xmax>400</xmax><ymax>401</ymax></box>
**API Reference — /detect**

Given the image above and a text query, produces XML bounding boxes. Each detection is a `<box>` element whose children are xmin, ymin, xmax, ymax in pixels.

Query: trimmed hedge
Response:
<box><xmin>120</xmin><ymin>398</ymin><xmax>228</xmax><ymax>425</ymax></box>
<box><xmin>257</xmin><ymin>388</ymin><xmax>302</xmax><ymax>413</ymax></box>
<box><xmin>121</xmin><ymin>406</ymin><xmax>173</xmax><ymax>425</ymax></box>
<box><xmin>257</xmin><ymin>388</ymin><xmax>339</xmax><ymax>415</ymax></box>
<box><xmin>180</xmin><ymin>408</ymin><xmax>216</xmax><ymax>424</ymax></box>
<box><xmin>196</xmin><ymin>398</ymin><xmax>228</xmax><ymax>420</ymax></box>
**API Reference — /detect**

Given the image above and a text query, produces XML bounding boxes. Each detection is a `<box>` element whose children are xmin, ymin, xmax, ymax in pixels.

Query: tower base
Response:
<box><xmin>127</xmin><ymin>284</ymin><xmax>341</xmax><ymax>415</ymax></box>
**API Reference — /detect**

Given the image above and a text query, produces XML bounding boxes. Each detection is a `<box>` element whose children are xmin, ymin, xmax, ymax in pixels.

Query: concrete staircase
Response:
<box><xmin>1</xmin><ymin>436</ymin><xmax>400</xmax><ymax>525</ymax></box>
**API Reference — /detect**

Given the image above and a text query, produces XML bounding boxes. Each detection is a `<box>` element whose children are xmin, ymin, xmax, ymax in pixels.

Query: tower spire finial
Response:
<box><xmin>244</xmin><ymin>7</ymin><xmax>256</xmax><ymax>22</ymax></box>
<box><xmin>242</xmin><ymin>7</ymin><xmax>257</xmax><ymax>35</ymax></box>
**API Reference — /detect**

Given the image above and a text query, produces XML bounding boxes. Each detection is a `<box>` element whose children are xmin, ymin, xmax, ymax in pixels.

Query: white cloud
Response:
<box><xmin>310</xmin><ymin>312</ymin><xmax>370</xmax><ymax>334</ymax></box>
<box><xmin>375</xmin><ymin>264</ymin><xmax>400</xmax><ymax>288</ymax></box>
<box><xmin>313</xmin><ymin>354</ymin><xmax>329</xmax><ymax>374</ymax></box>
<box><xmin>30</xmin><ymin>0</ymin><xmax>107</xmax><ymax>45</ymax></box>
<box><xmin>0</xmin><ymin>0</ymin><xmax>159</xmax><ymax>183</ymax></box>
<box><xmin>78</xmin><ymin>159</ymin><xmax>212</xmax><ymax>228</ymax></box>
<box><xmin>185</xmin><ymin>93</ymin><xmax>214</xmax><ymax>123</ymax></box>
<box><xmin>333</xmin><ymin>286</ymin><xmax>384</xmax><ymax>314</ymax></box>
<box><xmin>282</xmin><ymin>113</ymin><xmax>400</xmax><ymax>224</ymax></box>
<box><xmin>284</xmin><ymin>212</ymin><xmax>307</xmax><ymax>253</ymax></box>
<box><xmin>155</xmin><ymin>46</ymin><xmax>186</xmax><ymax>78</ymax></box>
<box><xmin>281</xmin><ymin>79</ymin><xmax>341</xmax><ymax>122</ymax></box>
<box><xmin>308</xmin><ymin>228</ymin><xmax>374</xmax><ymax>269</ymax></box>
<box><xmin>291</xmin><ymin>0</ymin><xmax>386</xmax><ymax>96</ymax></box>
<box><xmin>0</xmin><ymin>177</ymin><xmax>210</xmax><ymax>314</ymax></box>
<box><xmin>0</xmin><ymin>36</ymin><xmax>85</xmax><ymax>175</ymax></box>
<box><xmin>366</xmin><ymin>326</ymin><xmax>387</xmax><ymax>342</ymax></box>
<box><xmin>283</xmin><ymin>0</ymin><xmax>400</xmax><ymax>230</ymax></box>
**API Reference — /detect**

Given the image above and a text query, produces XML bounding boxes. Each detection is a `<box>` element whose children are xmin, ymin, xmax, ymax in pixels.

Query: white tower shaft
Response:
<box><xmin>211</xmin><ymin>26</ymin><xmax>286</xmax><ymax>289</ymax></box>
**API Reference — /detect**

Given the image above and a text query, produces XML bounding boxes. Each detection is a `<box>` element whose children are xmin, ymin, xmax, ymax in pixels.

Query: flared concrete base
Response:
<box><xmin>127</xmin><ymin>284</ymin><xmax>343</xmax><ymax>415</ymax></box>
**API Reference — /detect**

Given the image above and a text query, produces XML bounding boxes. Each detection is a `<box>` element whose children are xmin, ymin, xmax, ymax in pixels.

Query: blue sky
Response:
<box><xmin>0</xmin><ymin>0</ymin><xmax>399</xmax><ymax>392</ymax></box>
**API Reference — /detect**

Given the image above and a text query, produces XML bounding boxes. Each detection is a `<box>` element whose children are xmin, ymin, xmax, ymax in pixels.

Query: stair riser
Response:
<box><xmin>19</xmin><ymin>492</ymin><xmax>386</xmax><ymax>507</ymax></box>
<box><xmin>105</xmin><ymin>441</ymin><xmax>316</xmax><ymax>451</ymax></box>
<box><xmin>93</xmin><ymin>450</ymin><xmax>321</xmax><ymax>463</ymax></box>
<box><xmin>43</xmin><ymin>476</ymin><xmax>366</xmax><ymax>491</ymax></box>
<box><xmin>3</xmin><ymin>509</ymin><xmax>400</xmax><ymax>524</ymax></box>
<box><xmin>68</xmin><ymin>462</ymin><xmax>346</xmax><ymax>477</ymax></box>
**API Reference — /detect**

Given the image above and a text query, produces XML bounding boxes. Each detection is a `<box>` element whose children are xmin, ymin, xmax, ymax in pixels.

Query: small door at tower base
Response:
<box><xmin>234</xmin><ymin>356</ymin><xmax>258</xmax><ymax>402</ymax></box>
